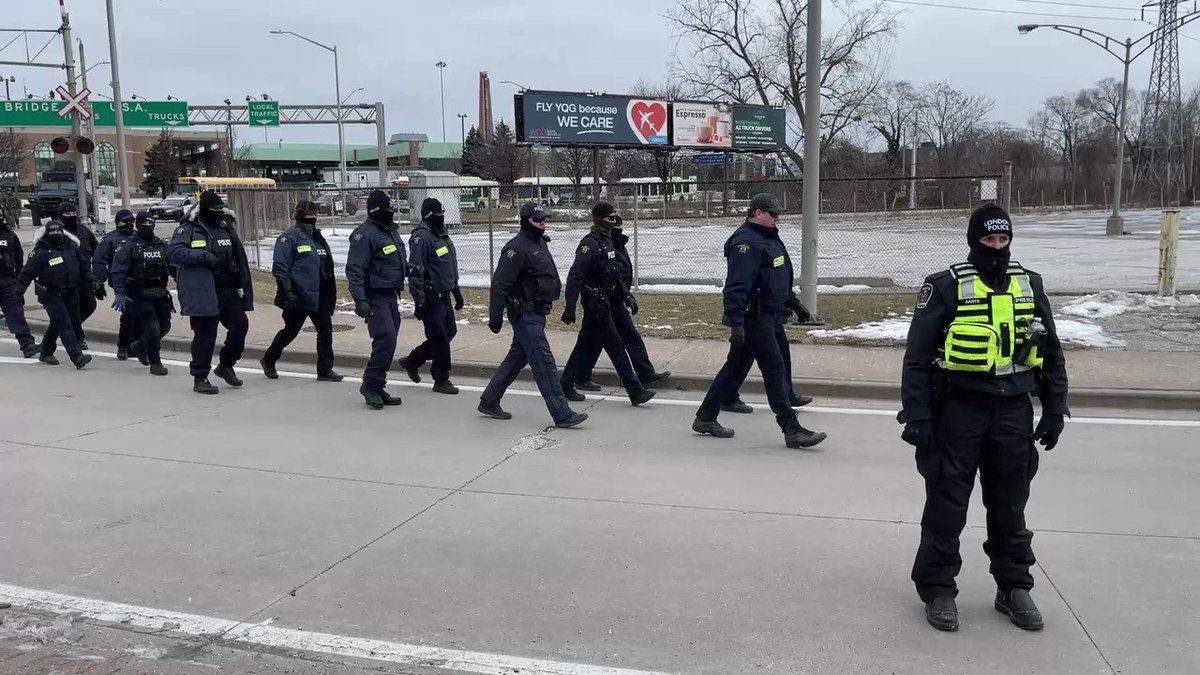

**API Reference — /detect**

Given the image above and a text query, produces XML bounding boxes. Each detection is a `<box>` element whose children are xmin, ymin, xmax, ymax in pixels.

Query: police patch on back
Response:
<box><xmin>916</xmin><ymin>283</ymin><xmax>934</xmax><ymax>309</ymax></box>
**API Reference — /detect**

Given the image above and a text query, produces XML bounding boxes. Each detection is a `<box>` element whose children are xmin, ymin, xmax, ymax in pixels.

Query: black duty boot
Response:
<box><xmin>149</xmin><ymin>363</ymin><xmax>169</xmax><ymax>376</ymax></box>
<box><xmin>71</xmin><ymin>353</ymin><xmax>92</xmax><ymax>370</ymax></box>
<box><xmin>77</xmin><ymin>338</ymin><xmax>88</xmax><ymax>351</ymax></box>
<box><xmin>360</xmin><ymin>383</ymin><xmax>384</xmax><ymax>410</ymax></box>
<box><xmin>130</xmin><ymin>341</ymin><xmax>149</xmax><ymax>366</ymax></box>
<box><xmin>563</xmin><ymin>386</ymin><xmax>586</xmax><ymax>402</ymax></box>
<box><xmin>379</xmin><ymin>389</ymin><xmax>402</xmax><ymax>406</ymax></box>
<box><xmin>432</xmin><ymin>380</ymin><xmax>459</xmax><ymax>395</ymax></box>
<box><xmin>576</xmin><ymin>379</ymin><xmax>602</xmax><ymax>392</ymax></box>
<box><xmin>555</xmin><ymin>412</ymin><xmax>588</xmax><ymax>428</ymax></box>
<box><xmin>317</xmin><ymin>371</ymin><xmax>344</xmax><ymax>383</ymax></box>
<box><xmin>783</xmin><ymin>417</ymin><xmax>827</xmax><ymax>449</ymax></box>
<box><xmin>39</xmin><ymin>354</ymin><xmax>59</xmax><ymax>366</ymax></box>
<box><xmin>477</xmin><ymin>400</ymin><xmax>512</xmax><ymax>420</ymax></box>
<box><xmin>116</xmin><ymin>347</ymin><xmax>129</xmax><ymax>361</ymax></box>
<box><xmin>19</xmin><ymin>339</ymin><xmax>39</xmax><ymax>359</ymax></box>
<box><xmin>790</xmin><ymin>393</ymin><xmax>814</xmax><ymax>408</ymax></box>
<box><xmin>995</xmin><ymin>589</ymin><xmax>1044</xmax><ymax>631</ymax></box>
<box><xmin>630</xmin><ymin>389</ymin><xmax>657</xmax><ymax>406</ymax></box>
<box><xmin>260</xmin><ymin>357</ymin><xmax>278</xmax><ymax>380</ymax></box>
<box><xmin>193</xmin><ymin>378</ymin><xmax>219</xmax><ymax>395</ymax></box>
<box><xmin>213</xmin><ymin>365</ymin><xmax>243</xmax><ymax>387</ymax></box>
<box><xmin>398</xmin><ymin>356</ymin><xmax>421</xmax><ymax>383</ymax></box>
<box><xmin>692</xmin><ymin>418</ymin><xmax>735</xmax><ymax>438</ymax></box>
<box><xmin>925</xmin><ymin>596</ymin><xmax>959</xmax><ymax>632</ymax></box>
<box><xmin>721</xmin><ymin>398</ymin><xmax>754</xmax><ymax>414</ymax></box>
<box><xmin>642</xmin><ymin>371</ymin><xmax>671</xmax><ymax>386</ymax></box>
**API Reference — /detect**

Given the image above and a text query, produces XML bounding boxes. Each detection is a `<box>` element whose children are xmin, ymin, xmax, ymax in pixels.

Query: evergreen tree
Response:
<box><xmin>141</xmin><ymin>130</ymin><xmax>181</xmax><ymax>198</ymax></box>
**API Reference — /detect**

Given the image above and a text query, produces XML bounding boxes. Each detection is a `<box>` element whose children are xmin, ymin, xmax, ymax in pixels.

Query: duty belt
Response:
<box><xmin>519</xmin><ymin>300</ymin><xmax>553</xmax><ymax>315</ymax></box>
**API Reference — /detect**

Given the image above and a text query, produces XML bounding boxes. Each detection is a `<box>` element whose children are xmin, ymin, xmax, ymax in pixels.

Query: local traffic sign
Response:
<box><xmin>91</xmin><ymin>100</ymin><xmax>189</xmax><ymax>128</ymax></box>
<box><xmin>248</xmin><ymin>100</ymin><xmax>279</xmax><ymax>127</ymax></box>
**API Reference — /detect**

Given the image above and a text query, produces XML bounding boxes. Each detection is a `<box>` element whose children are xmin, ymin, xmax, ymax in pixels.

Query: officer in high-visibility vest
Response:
<box><xmin>900</xmin><ymin>204</ymin><xmax>1068</xmax><ymax>633</ymax></box>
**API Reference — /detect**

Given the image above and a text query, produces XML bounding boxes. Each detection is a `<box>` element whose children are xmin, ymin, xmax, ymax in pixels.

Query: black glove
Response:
<box><xmin>786</xmin><ymin>296</ymin><xmax>812</xmax><ymax>324</ymax></box>
<box><xmin>901</xmin><ymin>419</ymin><xmax>935</xmax><ymax>454</ymax></box>
<box><xmin>561</xmin><ymin>307</ymin><xmax>576</xmax><ymax>325</ymax></box>
<box><xmin>93</xmin><ymin>281</ymin><xmax>107</xmax><ymax>301</ymax></box>
<box><xmin>1033</xmin><ymin>414</ymin><xmax>1065</xmax><ymax>451</ymax></box>
<box><xmin>200</xmin><ymin>252</ymin><xmax>220</xmax><ymax>270</ymax></box>
<box><xmin>284</xmin><ymin>292</ymin><xmax>299</xmax><ymax>311</ymax></box>
<box><xmin>354</xmin><ymin>300</ymin><xmax>371</xmax><ymax>319</ymax></box>
<box><xmin>488</xmin><ymin>317</ymin><xmax>503</xmax><ymax>334</ymax></box>
<box><xmin>413</xmin><ymin>304</ymin><xmax>426</xmax><ymax>321</ymax></box>
<box><xmin>452</xmin><ymin>288</ymin><xmax>464</xmax><ymax>311</ymax></box>
<box><xmin>729</xmin><ymin>325</ymin><xmax>746</xmax><ymax>348</ymax></box>
<box><xmin>625</xmin><ymin>295</ymin><xmax>639</xmax><ymax>316</ymax></box>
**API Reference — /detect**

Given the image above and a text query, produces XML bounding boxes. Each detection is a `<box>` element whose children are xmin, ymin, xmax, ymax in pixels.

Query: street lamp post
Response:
<box><xmin>1019</xmin><ymin>13</ymin><xmax>1200</xmax><ymax>236</ymax></box>
<box><xmin>1</xmin><ymin>76</ymin><xmax>14</xmax><ymax>101</ymax></box>
<box><xmin>436</xmin><ymin>61</ymin><xmax>447</xmax><ymax>143</ymax></box>
<box><xmin>457</xmin><ymin>113</ymin><xmax>467</xmax><ymax>145</ymax></box>
<box><xmin>270</xmin><ymin>30</ymin><xmax>346</xmax><ymax>189</ymax></box>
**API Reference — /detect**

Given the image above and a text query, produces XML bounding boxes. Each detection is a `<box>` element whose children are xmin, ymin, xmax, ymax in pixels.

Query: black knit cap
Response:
<box><xmin>367</xmin><ymin>189</ymin><xmax>391</xmax><ymax>214</ymax></box>
<box><xmin>135</xmin><ymin>210</ymin><xmax>155</xmax><ymax>225</ymax></box>
<box><xmin>967</xmin><ymin>204</ymin><xmax>1013</xmax><ymax>251</ymax></box>
<box><xmin>591</xmin><ymin>201</ymin><xmax>616</xmax><ymax>219</ymax></box>
<box><xmin>199</xmin><ymin>190</ymin><xmax>224</xmax><ymax>211</ymax></box>
<box><xmin>421</xmin><ymin>198</ymin><xmax>443</xmax><ymax>218</ymax></box>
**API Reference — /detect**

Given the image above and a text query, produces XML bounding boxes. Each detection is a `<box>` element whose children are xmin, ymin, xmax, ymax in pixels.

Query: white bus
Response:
<box><xmin>513</xmin><ymin>176</ymin><xmax>590</xmax><ymax>205</ymax></box>
<box><xmin>618</xmin><ymin>176</ymin><xmax>700</xmax><ymax>201</ymax></box>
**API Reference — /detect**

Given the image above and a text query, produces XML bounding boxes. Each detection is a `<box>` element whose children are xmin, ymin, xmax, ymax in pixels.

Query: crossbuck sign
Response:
<box><xmin>55</xmin><ymin>85</ymin><xmax>92</xmax><ymax>120</ymax></box>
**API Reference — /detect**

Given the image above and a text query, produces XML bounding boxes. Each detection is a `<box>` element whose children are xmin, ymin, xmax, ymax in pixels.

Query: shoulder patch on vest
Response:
<box><xmin>277</xmin><ymin>236</ymin><xmax>287</xmax><ymax>245</ymax></box>
<box><xmin>916</xmin><ymin>283</ymin><xmax>934</xmax><ymax>309</ymax></box>
<box><xmin>352</xmin><ymin>232</ymin><xmax>363</xmax><ymax>242</ymax></box>
<box><xmin>506</xmin><ymin>249</ymin><xmax>516</xmax><ymax>259</ymax></box>
<box><xmin>174</xmin><ymin>226</ymin><xmax>185</xmax><ymax>236</ymax></box>
<box><xmin>579</xmin><ymin>244</ymin><xmax>589</xmax><ymax>254</ymax></box>
<box><xmin>736</xmin><ymin>243</ymin><xmax>750</xmax><ymax>254</ymax></box>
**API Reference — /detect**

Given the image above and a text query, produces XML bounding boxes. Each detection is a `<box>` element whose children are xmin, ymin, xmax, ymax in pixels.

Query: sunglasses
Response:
<box><xmin>603</xmin><ymin>215</ymin><xmax>620</xmax><ymax>222</ymax></box>
<box><xmin>530</xmin><ymin>216</ymin><xmax>548</xmax><ymax>223</ymax></box>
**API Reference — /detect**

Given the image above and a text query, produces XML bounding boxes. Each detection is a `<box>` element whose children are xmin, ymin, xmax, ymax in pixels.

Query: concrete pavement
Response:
<box><xmin>1</xmin><ymin>344</ymin><xmax>1198</xmax><ymax>674</ymax></box>
<box><xmin>9</xmin><ymin>292</ymin><xmax>1200</xmax><ymax>410</ymax></box>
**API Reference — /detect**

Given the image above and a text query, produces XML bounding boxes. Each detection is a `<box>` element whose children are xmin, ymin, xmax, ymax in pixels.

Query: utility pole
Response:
<box><xmin>104</xmin><ymin>0</ymin><xmax>130</xmax><ymax>207</ymax></box>
<box><xmin>436</xmin><ymin>61</ymin><xmax>447</xmax><ymax>143</ymax></box>
<box><xmin>1</xmin><ymin>76</ymin><xmax>13</xmax><ymax>101</ymax></box>
<box><xmin>909</xmin><ymin>111</ymin><xmax>918</xmax><ymax>209</ymax></box>
<box><xmin>457</xmin><ymin>112</ymin><xmax>467</xmax><ymax>146</ymax></box>
<box><xmin>78</xmin><ymin>41</ymin><xmax>100</xmax><ymax>226</ymax></box>
<box><xmin>800</xmin><ymin>0</ymin><xmax>822</xmax><ymax>315</ymax></box>
<box><xmin>59</xmin><ymin>4</ymin><xmax>90</xmax><ymax>225</ymax></box>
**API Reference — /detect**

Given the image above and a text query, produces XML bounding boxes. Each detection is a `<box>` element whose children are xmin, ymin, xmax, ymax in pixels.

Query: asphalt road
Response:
<box><xmin>1</xmin><ymin>342</ymin><xmax>1197</xmax><ymax>674</ymax></box>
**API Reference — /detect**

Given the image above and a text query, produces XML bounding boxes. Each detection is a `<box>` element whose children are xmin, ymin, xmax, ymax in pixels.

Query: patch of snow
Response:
<box><xmin>808</xmin><ymin>318</ymin><xmax>913</xmax><ymax>341</ymax></box>
<box><xmin>1061</xmin><ymin>290</ymin><xmax>1200</xmax><ymax>319</ymax></box>
<box><xmin>1054</xmin><ymin>318</ymin><xmax>1126</xmax><ymax>348</ymax></box>
<box><xmin>639</xmin><ymin>325</ymin><xmax>674</xmax><ymax>330</ymax></box>
<box><xmin>637</xmin><ymin>284</ymin><xmax>724</xmax><ymax>294</ymax></box>
<box><xmin>817</xmin><ymin>284</ymin><xmax>873</xmax><ymax>293</ymax></box>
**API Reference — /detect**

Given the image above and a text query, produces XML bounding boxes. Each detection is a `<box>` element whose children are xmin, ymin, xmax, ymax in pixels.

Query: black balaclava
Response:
<box><xmin>198</xmin><ymin>190</ymin><xmax>225</xmax><ymax>228</ymax></box>
<box><xmin>43</xmin><ymin>220</ymin><xmax>67</xmax><ymax>247</ymax></box>
<box><xmin>115</xmin><ymin>209</ymin><xmax>135</xmax><ymax>232</ymax></box>
<box><xmin>295</xmin><ymin>200</ymin><xmax>318</xmax><ymax>234</ymax></box>
<box><xmin>966</xmin><ymin>204</ymin><xmax>1013</xmax><ymax>285</ymax></box>
<box><xmin>58</xmin><ymin>201</ymin><xmax>79</xmax><ymax>231</ymax></box>
<box><xmin>421</xmin><ymin>198</ymin><xmax>445</xmax><ymax>234</ymax></box>
<box><xmin>591</xmin><ymin>201</ymin><xmax>617</xmax><ymax>239</ymax></box>
<box><xmin>367</xmin><ymin>190</ymin><xmax>396</xmax><ymax>227</ymax></box>
<box><xmin>519</xmin><ymin>202</ymin><xmax>550</xmax><ymax>236</ymax></box>
<box><xmin>135</xmin><ymin>211</ymin><xmax>156</xmax><ymax>240</ymax></box>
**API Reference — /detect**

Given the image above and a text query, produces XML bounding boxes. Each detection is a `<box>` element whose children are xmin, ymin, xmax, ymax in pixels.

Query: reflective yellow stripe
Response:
<box><xmin>943</xmin><ymin>267</ymin><xmax>1041</xmax><ymax>373</ymax></box>
<box><xmin>48</xmin><ymin>256</ymin><xmax>64</xmax><ymax>266</ymax></box>
<box><xmin>297</xmin><ymin>245</ymin><xmax>312</xmax><ymax>253</ymax></box>
<box><xmin>436</xmin><ymin>245</ymin><xmax>450</xmax><ymax>257</ymax></box>
<box><xmin>190</xmin><ymin>240</ymin><xmax>207</xmax><ymax>248</ymax></box>
<box><xmin>382</xmin><ymin>244</ymin><xmax>397</xmax><ymax>255</ymax></box>
<box><xmin>772</xmin><ymin>255</ymin><xmax>785</xmax><ymax>267</ymax></box>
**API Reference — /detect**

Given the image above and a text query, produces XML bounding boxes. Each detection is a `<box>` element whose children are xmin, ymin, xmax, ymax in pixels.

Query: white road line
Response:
<box><xmin>0</xmin><ymin>583</ymin><xmax>671</xmax><ymax>675</ymax></box>
<box><xmin>0</xmin><ymin>356</ymin><xmax>36</xmax><ymax>365</ymax></box>
<box><xmin>3</xmin><ymin>339</ymin><xmax>1199</xmax><ymax>428</ymax></box>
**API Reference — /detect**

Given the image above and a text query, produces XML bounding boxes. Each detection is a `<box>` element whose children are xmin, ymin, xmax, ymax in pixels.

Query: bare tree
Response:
<box><xmin>1077</xmin><ymin>78</ymin><xmax>1144</xmax><ymax>179</ymax></box>
<box><xmin>667</xmin><ymin>0</ymin><xmax>898</xmax><ymax>168</ymax></box>
<box><xmin>917</xmin><ymin>81</ymin><xmax>994</xmax><ymax>173</ymax></box>
<box><xmin>549</xmin><ymin>148</ymin><xmax>592</xmax><ymax>190</ymax></box>
<box><xmin>0</xmin><ymin>130</ymin><xmax>31</xmax><ymax>186</ymax></box>
<box><xmin>866</xmin><ymin>80</ymin><xmax>918</xmax><ymax>173</ymax></box>
<box><xmin>1030</xmin><ymin>95</ymin><xmax>1088</xmax><ymax>200</ymax></box>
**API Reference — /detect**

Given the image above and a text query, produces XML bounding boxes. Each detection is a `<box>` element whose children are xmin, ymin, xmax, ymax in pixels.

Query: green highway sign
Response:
<box><xmin>92</xmin><ymin>100</ymin><xmax>189</xmax><ymax>127</ymax></box>
<box><xmin>248</xmin><ymin>100</ymin><xmax>279</xmax><ymax>127</ymax></box>
<box><xmin>0</xmin><ymin>100</ymin><xmax>71</xmax><ymax>127</ymax></box>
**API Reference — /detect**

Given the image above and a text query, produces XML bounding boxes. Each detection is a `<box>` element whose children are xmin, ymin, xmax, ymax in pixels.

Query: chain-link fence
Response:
<box><xmin>223</xmin><ymin>175</ymin><xmax>1196</xmax><ymax>293</ymax></box>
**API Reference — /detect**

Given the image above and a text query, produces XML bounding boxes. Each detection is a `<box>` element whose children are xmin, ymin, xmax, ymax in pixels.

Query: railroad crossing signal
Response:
<box><xmin>54</xmin><ymin>85</ymin><xmax>92</xmax><ymax>120</ymax></box>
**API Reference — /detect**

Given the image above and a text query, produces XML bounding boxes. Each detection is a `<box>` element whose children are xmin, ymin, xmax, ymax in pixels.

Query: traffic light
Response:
<box><xmin>50</xmin><ymin>136</ymin><xmax>70</xmax><ymax>154</ymax></box>
<box><xmin>76</xmin><ymin>137</ymin><xmax>95</xmax><ymax>155</ymax></box>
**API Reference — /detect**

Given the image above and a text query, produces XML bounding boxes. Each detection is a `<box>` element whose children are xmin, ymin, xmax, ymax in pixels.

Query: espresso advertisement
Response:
<box><xmin>671</xmin><ymin>102</ymin><xmax>732</xmax><ymax>148</ymax></box>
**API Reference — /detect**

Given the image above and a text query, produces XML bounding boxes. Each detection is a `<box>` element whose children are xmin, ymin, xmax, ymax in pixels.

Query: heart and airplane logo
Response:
<box><xmin>627</xmin><ymin>100</ymin><xmax>669</xmax><ymax>145</ymax></box>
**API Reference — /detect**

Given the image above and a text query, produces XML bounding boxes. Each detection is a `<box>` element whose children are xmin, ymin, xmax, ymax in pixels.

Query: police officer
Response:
<box><xmin>346</xmin><ymin>190</ymin><xmax>409</xmax><ymax>410</ymax></box>
<box><xmin>93</xmin><ymin>209</ymin><xmax>138</xmax><ymax>359</ymax></box>
<box><xmin>478</xmin><ymin>202</ymin><xmax>587</xmax><ymax>428</ymax></box>
<box><xmin>57</xmin><ymin>200</ymin><xmax>99</xmax><ymax>349</ymax></box>
<box><xmin>570</xmin><ymin>213</ymin><xmax>670</xmax><ymax>392</ymax></box>
<box><xmin>0</xmin><ymin>209</ymin><xmax>39</xmax><ymax>358</ymax></box>
<box><xmin>692</xmin><ymin>193</ymin><xmax>825</xmax><ymax>449</ymax></box>
<box><xmin>111</xmin><ymin>211</ymin><xmax>172</xmax><ymax>376</ymax></box>
<box><xmin>900</xmin><ymin>204</ymin><xmax>1068</xmax><ymax>633</ymax></box>
<box><xmin>720</xmin><ymin>283</ymin><xmax>815</xmax><ymax>414</ymax></box>
<box><xmin>1</xmin><ymin>187</ymin><xmax>20</xmax><ymax>229</ymax></box>
<box><xmin>17</xmin><ymin>219</ymin><xmax>92</xmax><ymax>369</ymax></box>
<box><xmin>559</xmin><ymin>202</ymin><xmax>656</xmax><ymax>406</ymax></box>
<box><xmin>398</xmin><ymin>198</ymin><xmax>464</xmax><ymax>395</ymax></box>
<box><xmin>261</xmin><ymin>200</ymin><xmax>342</xmax><ymax>383</ymax></box>
<box><xmin>168</xmin><ymin>190</ymin><xmax>254</xmax><ymax>395</ymax></box>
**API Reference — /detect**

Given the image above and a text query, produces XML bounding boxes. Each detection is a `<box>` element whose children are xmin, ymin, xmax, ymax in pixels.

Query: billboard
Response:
<box><xmin>672</xmin><ymin>101</ymin><xmax>732</xmax><ymax>148</ymax></box>
<box><xmin>732</xmin><ymin>105</ymin><xmax>788</xmax><ymax>150</ymax></box>
<box><xmin>517</xmin><ymin>92</ymin><xmax>669</xmax><ymax>146</ymax></box>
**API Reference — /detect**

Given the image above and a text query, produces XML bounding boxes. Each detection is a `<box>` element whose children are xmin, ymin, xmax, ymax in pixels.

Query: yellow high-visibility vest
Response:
<box><xmin>941</xmin><ymin>261</ymin><xmax>1044</xmax><ymax>374</ymax></box>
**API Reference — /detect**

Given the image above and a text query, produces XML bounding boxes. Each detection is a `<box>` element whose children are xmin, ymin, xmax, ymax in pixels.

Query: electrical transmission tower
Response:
<box><xmin>1137</xmin><ymin>0</ymin><xmax>1186</xmax><ymax>202</ymax></box>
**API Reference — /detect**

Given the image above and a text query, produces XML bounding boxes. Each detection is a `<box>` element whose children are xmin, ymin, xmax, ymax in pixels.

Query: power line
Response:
<box><xmin>1015</xmin><ymin>0</ymin><xmax>1140</xmax><ymax>11</ymax></box>
<box><xmin>882</xmin><ymin>0</ymin><xmax>1142</xmax><ymax>21</ymax></box>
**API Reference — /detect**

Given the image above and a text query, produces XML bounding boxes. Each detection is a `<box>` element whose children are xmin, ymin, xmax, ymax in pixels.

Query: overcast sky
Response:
<box><xmin>4</xmin><ymin>0</ymin><xmax>1197</xmax><ymax>148</ymax></box>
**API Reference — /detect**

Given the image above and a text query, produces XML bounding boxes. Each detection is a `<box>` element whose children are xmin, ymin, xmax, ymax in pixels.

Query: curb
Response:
<box><xmin>23</xmin><ymin>320</ymin><xmax>1200</xmax><ymax>412</ymax></box>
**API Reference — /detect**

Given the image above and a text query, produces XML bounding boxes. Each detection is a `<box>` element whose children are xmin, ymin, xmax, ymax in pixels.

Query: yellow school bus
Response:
<box><xmin>176</xmin><ymin>176</ymin><xmax>276</xmax><ymax>199</ymax></box>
